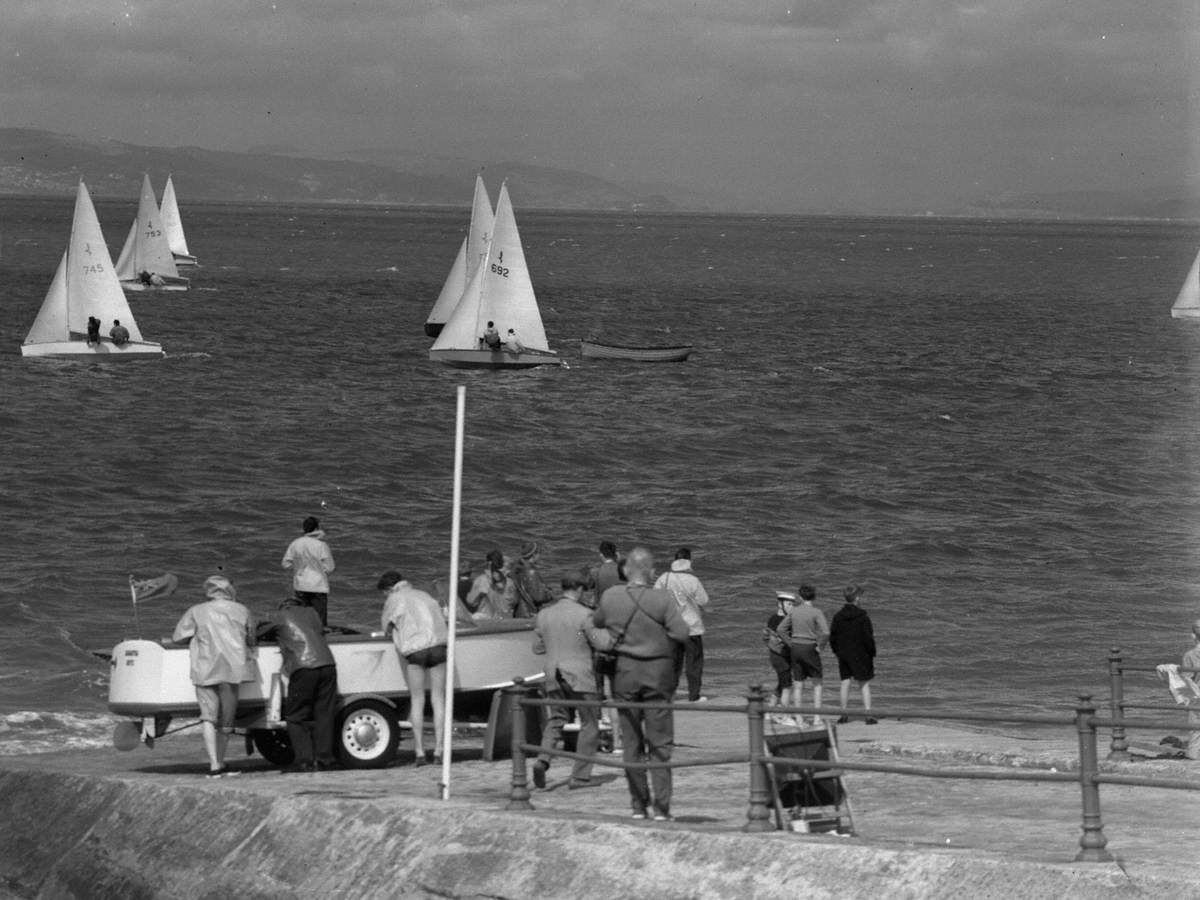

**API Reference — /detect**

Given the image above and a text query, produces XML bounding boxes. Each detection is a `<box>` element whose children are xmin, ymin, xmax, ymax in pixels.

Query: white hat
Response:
<box><xmin>775</xmin><ymin>591</ymin><xmax>797</xmax><ymax>603</ymax></box>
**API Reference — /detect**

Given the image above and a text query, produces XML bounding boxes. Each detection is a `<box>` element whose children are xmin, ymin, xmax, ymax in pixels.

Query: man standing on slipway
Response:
<box><xmin>282</xmin><ymin>516</ymin><xmax>335</xmax><ymax>626</ymax></box>
<box><xmin>654</xmin><ymin>547</ymin><xmax>710</xmax><ymax>702</ymax></box>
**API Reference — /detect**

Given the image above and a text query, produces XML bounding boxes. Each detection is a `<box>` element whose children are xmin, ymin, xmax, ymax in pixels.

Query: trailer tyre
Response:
<box><xmin>336</xmin><ymin>699</ymin><xmax>401</xmax><ymax>769</ymax></box>
<box><xmin>251</xmin><ymin>729</ymin><xmax>295</xmax><ymax>766</ymax></box>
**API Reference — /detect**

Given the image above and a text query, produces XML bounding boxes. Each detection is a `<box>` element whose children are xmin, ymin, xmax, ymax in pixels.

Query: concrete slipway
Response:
<box><xmin>0</xmin><ymin>709</ymin><xmax>1197</xmax><ymax>899</ymax></box>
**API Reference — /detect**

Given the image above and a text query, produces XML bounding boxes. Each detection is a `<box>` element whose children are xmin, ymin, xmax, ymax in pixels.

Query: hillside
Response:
<box><xmin>0</xmin><ymin>129</ymin><xmax>706</xmax><ymax>211</ymax></box>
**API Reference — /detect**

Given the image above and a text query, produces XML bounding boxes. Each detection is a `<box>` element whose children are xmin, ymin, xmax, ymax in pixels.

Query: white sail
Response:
<box><xmin>1171</xmin><ymin>249</ymin><xmax>1200</xmax><ymax>319</ymax></box>
<box><xmin>22</xmin><ymin>181</ymin><xmax>161</xmax><ymax>358</ymax></box>
<box><xmin>159</xmin><ymin>174</ymin><xmax>192</xmax><ymax>258</ymax></box>
<box><xmin>115</xmin><ymin>174</ymin><xmax>188</xmax><ymax>290</ymax></box>
<box><xmin>425</xmin><ymin>175</ymin><xmax>493</xmax><ymax>335</ymax></box>
<box><xmin>431</xmin><ymin>181</ymin><xmax>550</xmax><ymax>353</ymax></box>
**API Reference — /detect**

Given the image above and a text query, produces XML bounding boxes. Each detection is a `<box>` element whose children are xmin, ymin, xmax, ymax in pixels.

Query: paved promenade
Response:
<box><xmin>0</xmin><ymin>708</ymin><xmax>1197</xmax><ymax>898</ymax></box>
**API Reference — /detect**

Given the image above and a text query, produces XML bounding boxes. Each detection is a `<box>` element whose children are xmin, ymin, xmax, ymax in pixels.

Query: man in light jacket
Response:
<box><xmin>282</xmin><ymin>516</ymin><xmax>335</xmax><ymax>626</ymax></box>
<box><xmin>531</xmin><ymin>570</ymin><xmax>613</xmax><ymax>790</ymax></box>
<box><xmin>654</xmin><ymin>547</ymin><xmax>710</xmax><ymax>702</ymax></box>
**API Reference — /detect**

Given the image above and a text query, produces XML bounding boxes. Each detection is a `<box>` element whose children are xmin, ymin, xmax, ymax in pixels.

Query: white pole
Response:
<box><xmin>439</xmin><ymin>385</ymin><xmax>466</xmax><ymax>799</ymax></box>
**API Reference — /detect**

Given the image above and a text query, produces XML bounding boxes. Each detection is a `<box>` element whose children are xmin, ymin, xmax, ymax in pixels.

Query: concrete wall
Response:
<box><xmin>0</xmin><ymin>769</ymin><xmax>1185</xmax><ymax>900</ymax></box>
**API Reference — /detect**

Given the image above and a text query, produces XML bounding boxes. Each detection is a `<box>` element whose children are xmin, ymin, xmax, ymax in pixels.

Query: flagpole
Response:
<box><xmin>439</xmin><ymin>385</ymin><xmax>466</xmax><ymax>800</ymax></box>
<box><xmin>129</xmin><ymin>575</ymin><xmax>141</xmax><ymax>638</ymax></box>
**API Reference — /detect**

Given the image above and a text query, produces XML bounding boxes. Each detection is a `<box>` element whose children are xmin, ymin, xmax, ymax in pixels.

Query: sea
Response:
<box><xmin>2</xmin><ymin>193</ymin><xmax>1199</xmax><ymax>755</ymax></box>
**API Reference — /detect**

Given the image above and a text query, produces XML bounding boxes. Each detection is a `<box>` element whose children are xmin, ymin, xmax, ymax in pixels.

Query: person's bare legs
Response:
<box><xmin>201</xmin><ymin>721</ymin><xmax>222</xmax><ymax>772</ymax></box>
<box><xmin>405</xmin><ymin>663</ymin><xmax>427</xmax><ymax>759</ymax></box>
<box><xmin>429</xmin><ymin>663</ymin><xmax>447</xmax><ymax>756</ymax></box>
<box><xmin>811</xmin><ymin>681</ymin><xmax>823</xmax><ymax>725</ymax></box>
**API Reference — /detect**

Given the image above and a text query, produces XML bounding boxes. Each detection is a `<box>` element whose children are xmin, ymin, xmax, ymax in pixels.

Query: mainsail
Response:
<box><xmin>424</xmin><ymin>175</ymin><xmax>493</xmax><ymax>336</ymax></box>
<box><xmin>159</xmin><ymin>174</ymin><xmax>196</xmax><ymax>265</ymax></box>
<box><xmin>115</xmin><ymin>174</ymin><xmax>188</xmax><ymax>290</ymax></box>
<box><xmin>1171</xmin><ymin>249</ymin><xmax>1200</xmax><ymax>319</ymax></box>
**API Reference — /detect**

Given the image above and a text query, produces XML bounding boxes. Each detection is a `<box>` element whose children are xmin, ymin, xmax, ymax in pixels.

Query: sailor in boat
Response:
<box><xmin>109</xmin><ymin>319</ymin><xmax>130</xmax><ymax>346</ymax></box>
<box><xmin>138</xmin><ymin>269</ymin><xmax>166</xmax><ymax>287</ymax></box>
<box><xmin>86</xmin><ymin>316</ymin><xmax>101</xmax><ymax>346</ymax></box>
<box><xmin>482</xmin><ymin>321</ymin><xmax>502</xmax><ymax>351</ymax></box>
<box><xmin>505</xmin><ymin>328</ymin><xmax>526</xmax><ymax>356</ymax></box>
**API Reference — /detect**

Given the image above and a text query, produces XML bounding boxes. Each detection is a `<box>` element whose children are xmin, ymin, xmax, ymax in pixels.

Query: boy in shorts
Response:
<box><xmin>779</xmin><ymin>584</ymin><xmax>829</xmax><ymax>726</ymax></box>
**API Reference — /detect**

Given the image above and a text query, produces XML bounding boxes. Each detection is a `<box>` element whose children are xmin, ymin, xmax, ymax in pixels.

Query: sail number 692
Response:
<box><xmin>490</xmin><ymin>263</ymin><xmax>509</xmax><ymax>278</ymax></box>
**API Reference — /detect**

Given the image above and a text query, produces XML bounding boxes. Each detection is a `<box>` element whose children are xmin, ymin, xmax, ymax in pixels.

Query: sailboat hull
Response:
<box><xmin>1171</xmin><ymin>307</ymin><xmax>1200</xmax><ymax>319</ymax></box>
<box><xmin>21</xmin><ymin>340</ymin><xmax>165</xmax><ymax>360</ymax></box>
<box><xmin>172</xmin><ymin>253</ymin><xmax>198</xmax><ymax>268</ymax></box>
<box><xmin>429</xmin><ymin>347</ymin><xmax>563</xmax><ymax>369</ymax></box>
<box><xmin>120</xmin><ymin>276</ymin><xmax>190</xmax><ymax>293</ymax></box>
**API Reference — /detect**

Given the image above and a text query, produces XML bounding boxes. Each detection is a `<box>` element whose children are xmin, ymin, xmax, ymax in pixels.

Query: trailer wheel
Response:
<box><xmin>251</xmin><ymin>729</ymin><xmax>295</xmax><ymax>766</ymax></box>
<box><xmin>336</xmin><ymin>699</ymin><xmax>400</xmax><ymax>769</ymax></box>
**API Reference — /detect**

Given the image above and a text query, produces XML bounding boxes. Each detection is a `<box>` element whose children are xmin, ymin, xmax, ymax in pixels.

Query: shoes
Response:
<box><xmin>653</xmin><ymin>810</ymin><xmax>673</xmax><ymax>822</ymax></box>
<box><xmin>836</xmin><ymin>715</ymin><xmax>850</xmax><ymax>724</ymax></box>
<box><xmin>532</xmin><ymin>761</ymin><xmax>548</xmax><ymax>789</ymax></box>
<box><xmin>568</xmin><ymin>778</ymin><xmax>601</xmax><ymax>790</ymax></box>
<box><xmin>865</xmin><ymin>717</ymin><xmax>878</xmax><ymax>725</ymax></box>
<box><xmin>631</xmin><ymin>809</ymin><xmax>647</xmax><ymax>820</ymax></box>
<box><xmin>414</xmin><ymin>755</ymin><xmax>429</xmax><ymax>767</ymax></box>
<box><xmin>206</xmin><ymin>768</ymin><xmax>224</xmax><ymax>779</ymax></box>
<box><xmin>208</xmin><ymin>766</ymin><xmax>241</xmax><ymax>778</ymax></box>
<box><xmin>693</xmin><ymin>696</ymin><xmax>709</xmax><ymax>702</ymax></box>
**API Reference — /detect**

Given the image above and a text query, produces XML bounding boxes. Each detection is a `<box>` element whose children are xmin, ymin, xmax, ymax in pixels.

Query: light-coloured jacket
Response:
<box><xmin>173</xmin><ymin>598</ymin><xmax>255</xmax><ymax>686</ymax></box>
<box><xmin>654</xmin><ymin>559</ymin><xmax>709</xmax><ymax>637</ymax></box>
<box><xmin>282</xmin><ymin>530</ymin><xmax>335</xmax><ymax>593</ymax></box>
<box><xmin>381</xmin><ymin>581</ymin><xmax>448</xmax><ymax>656</ymax></box>
<box><xmin>533</xmin><ymin>595</ymin><xmax>611</xmax><ymax>692</ymax></box>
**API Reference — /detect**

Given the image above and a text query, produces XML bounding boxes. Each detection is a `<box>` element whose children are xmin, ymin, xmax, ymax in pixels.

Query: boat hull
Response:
<box><xmin>172</xmin><ymin>253</ymin><xmax>198</xmax><ymax>268</ymax></box>
<box><xmin>1170</xmin><ymin>307</ymin><xmax>1200</xmax><ymax>319</ymax></box>
<box><xmin>120</xmin><ymin>277</ymin><xmax>190</xmax><ymax>293</ymax></box>
<box><xmin>107</xmin><ymin>620</ymin><xmax>543</xmax><ymax>719</ymax></box>
<box><xmin>581</xmin><ymin>341</ymin><xmax>693</xmax><ymax>362</ymax></box>
<box><xmin>429</xmin><ymin>347</ymin><xmax>563</xmax><ymax>369</ymax></box>
<box><xmin>21</xmin><ymin>340</ymin><xmax>164</xmax><ymax>360</ymax></box>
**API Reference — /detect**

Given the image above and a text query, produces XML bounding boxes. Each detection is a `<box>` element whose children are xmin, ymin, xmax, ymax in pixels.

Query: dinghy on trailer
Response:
<box><xmin>20</xmin><ymin>181</ymin><xmax>164</xmax><ymax>360</ymax></box>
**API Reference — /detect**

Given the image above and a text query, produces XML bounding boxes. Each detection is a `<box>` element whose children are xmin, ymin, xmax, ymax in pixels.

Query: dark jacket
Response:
<box><xmin>259</xmin><ymin>604</ymin><xmax>336</xmax><ymax>676</ymax></box>
<box><xmin>829</xmin><ymin>603</ymin><xmax>876</xmax><ymax>672</ymax></box>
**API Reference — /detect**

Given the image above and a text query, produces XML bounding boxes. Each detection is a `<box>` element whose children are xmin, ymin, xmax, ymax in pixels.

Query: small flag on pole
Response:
<box><xmin>129</xmin><ymin>573</ymin><xmax>179</xmax><ymax>605</ymax></box>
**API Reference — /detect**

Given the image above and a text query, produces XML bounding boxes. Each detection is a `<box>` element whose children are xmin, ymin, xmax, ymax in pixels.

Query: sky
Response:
<box><xmin>2</xmin><ymin>1</ymin><xmax>1197</xmax><ymax>213</ymax></box>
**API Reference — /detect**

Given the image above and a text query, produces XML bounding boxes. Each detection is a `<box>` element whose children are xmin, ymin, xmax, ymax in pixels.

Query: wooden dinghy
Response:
<box><xmin>580</xmin><ymin>340</ymin><xmax>694</xmax><ymax>362</ymax></box>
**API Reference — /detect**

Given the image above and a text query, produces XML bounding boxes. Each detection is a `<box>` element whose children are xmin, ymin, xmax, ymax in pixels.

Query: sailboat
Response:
<box><xmin>21</xmin><ymin>181</ymin><xmax>165</xmax><ymax>360</ymax></box>
<box><xmin>429</xmin><ymin>182</ymin><xmax>562</xmax><ymax>369</ymax></box>
<box><xmin>159</xmin><ymin>174</ymin><xmax>198</xmax><ymax>268</ymax></box>
<box><xmin>114</xmin><ymin>174</ymin><xmax>190</xmax><ymax>292</ymax></box>
<box><xmin>1171</xmin><ymin>248</ymin><xmax>1200</xmax><ymax>318</ymax></box>
<box><xmin>424</xmin><ymin>174</ymin><xmax>493</xmax><ymax>337</ymax></box>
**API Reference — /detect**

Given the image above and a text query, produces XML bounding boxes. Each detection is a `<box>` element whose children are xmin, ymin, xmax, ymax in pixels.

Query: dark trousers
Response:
<box><xmin>539</xmin><ymin>673</ymin><xmax>600</xmax><ymax>782</ymax></box>
<box><xmin>672</xmin><ymin>635</ymin><xmax>704</xmax><ymax>701</ymax></box>
<box><xmin>295</xmin><ymin>591</ymin><xmax>328</xmax><ymax>627</ymax></box>
<box><xmin>284</xmin><ymin>665</ymin><xmax>337</xmax><ymax>765</ymax></box>
<box><xmin>614</xmin><ymin>657</ymin><xmax>677</xmax><ymax>816</ymax></box>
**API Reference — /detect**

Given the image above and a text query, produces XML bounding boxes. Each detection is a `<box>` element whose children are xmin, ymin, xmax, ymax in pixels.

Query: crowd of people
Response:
<box><xmin>164</xmin><ymin>516</ymin><xmax>884</xmax><ymax>820</ymax></box>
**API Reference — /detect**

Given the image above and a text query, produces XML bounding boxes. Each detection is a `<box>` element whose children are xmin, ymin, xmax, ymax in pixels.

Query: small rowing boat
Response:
<box><xmin>580</xmin><ymin>340</ymin><xmax>694</xmax><ymax>362</ymax></box>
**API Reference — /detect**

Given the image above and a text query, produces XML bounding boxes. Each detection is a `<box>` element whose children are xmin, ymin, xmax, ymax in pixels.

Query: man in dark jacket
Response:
<box><xmin>259</xmin><ymin>596</ymin><xmax>339</xmax><ymax>771</ymax></box>
<box><xmin>594</xmin><ymin>547</ymin><xmax>689</xmax><ymax>821</ymax></box>
<box><xmin>829</xmin><ymin>585</ymin><xmax>877</xmax><ymax>724</ymax></box>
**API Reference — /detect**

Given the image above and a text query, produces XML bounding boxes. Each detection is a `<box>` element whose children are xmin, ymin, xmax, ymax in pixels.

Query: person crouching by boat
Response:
<box><xmin>282</xmin><ymin>516</ymin><xmax>335</xmax><ymax>627</ymax></box>
<box><xmin>464</xmin><ymin>549</ymin><xmax>510</xmax><ymax>621</ymax></box>
<box><xmin>379</xmin><ymin>570</ymin><xmax>448</xmax><ymax>766</ymax></box>
<box><xmin>531</xmin><ymin>569</ymin><xmax>612</xmax><ymax>790</ymax></box>
<box><xmin>594</xmin><ymin>547</ymin><xmax>689</xmax><ymax>821</ymax></box>
<box><xmin>169</xmin><ymin>575</ymin><xmax>256</xmax><ymax>778</ymax></box>
<box><xmin>258</xmin><ymin>596</ymin><xmax>338</xmax><ymax>772</ymax></box>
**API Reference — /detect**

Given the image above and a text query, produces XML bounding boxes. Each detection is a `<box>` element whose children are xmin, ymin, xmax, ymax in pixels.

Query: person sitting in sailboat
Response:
<box><xmin>86</xmin><ymin>316</ymin><xmax>101</xmax><ymax>345</ymax></box>
<box><xmin>482</xmin><ymin>321</ymin><xmax>502</xmax><ymax>351</ymax></box>
<box><xmin>505</xmin><ymin>328</ymin><xmax>525</xmax><ymax>355</ymax></box>
<box><xmin>109</xmin><ymin>319</ymin><xmax>130</xmax><ymax>346</ymax></box>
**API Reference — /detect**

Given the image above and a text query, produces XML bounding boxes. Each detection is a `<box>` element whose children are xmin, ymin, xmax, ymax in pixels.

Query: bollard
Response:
<box><xmin>1074</xmin><ymin>695</ymin><xmax>1112</xmax><ymax>862</ymax></box>
<box><xmin>1106</xmin><ymin>647</ymin><xmax>1129</xmax><ymax>760</ymax></box>
<box><xmin>505</xmin><ymin>678</ymin><xmax>534</xmax><ymax>810</ymax></box>
<box><xmin>743</xmin><ymin>683</ymin><xmax>774</xmax><ymax>832</ymax></box>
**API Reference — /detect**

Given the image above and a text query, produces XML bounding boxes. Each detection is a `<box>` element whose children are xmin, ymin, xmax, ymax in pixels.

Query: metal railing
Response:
<box><xmin>1104</xmin><ymin>646</ymin><xmax>1199</xmax><ymax>761</ymax></box>
<box><xmin>500</xmin><ymin>676</ymin><xmax>1200</xmax><ymax>863</ymax></box>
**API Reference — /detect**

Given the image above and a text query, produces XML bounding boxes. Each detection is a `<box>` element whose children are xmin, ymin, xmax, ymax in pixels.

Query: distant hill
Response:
<box><xmin>965</xmin><ymin>188</ymin><xmax>1200</xmax><ymax>221</ymax></box>
<box><xmin>0</xmin><ymin>128</ymin><xmax>709</xmax><ymax>211</ymax></box>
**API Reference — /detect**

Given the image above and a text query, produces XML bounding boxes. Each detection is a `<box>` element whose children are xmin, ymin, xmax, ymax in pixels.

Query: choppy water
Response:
<box><xmin>2</xmin><ymin>194</ymin><xmax>1199</xmax><ymax>753</ymax></box>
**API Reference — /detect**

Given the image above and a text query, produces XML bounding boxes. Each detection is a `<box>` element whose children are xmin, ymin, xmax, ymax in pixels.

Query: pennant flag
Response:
<box><xmin>129</xmin><ymin>573</ymin><xmax>179</xmax><ymax>605</ymax></box>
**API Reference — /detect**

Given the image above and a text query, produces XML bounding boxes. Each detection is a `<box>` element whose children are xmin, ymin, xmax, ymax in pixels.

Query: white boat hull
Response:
<box><xmin>108</xmin><ymin>620</ymin><xmax>543</xmax><ymax>718</ymax></box>
<box><xmin>429</xmin><ymin>347</ymin><xmax>563</xmax><ymax>369</ymax></box>
<box><xmin>172</xmin><ymin>253</ymin><xmax>198</xmax><ymax>268</ymax></box>
<box><xmin>21</xmin><ymin>340</ymin><xmax>164</xmax><ymax>360</ymax></box>
<box><xmin>1170</xmin><ymin>307</ymin><xmax>1200</xmax><ymax>319</ymax></box>
<box><xmin>120</xmin><ymin>277</ymin><xmax>190</xmax><ymax>293</ymax></box>
<box><xmin>581</xmin><ymin>341</ymin><xmax>694</xmax><ymax>362</ymax></box>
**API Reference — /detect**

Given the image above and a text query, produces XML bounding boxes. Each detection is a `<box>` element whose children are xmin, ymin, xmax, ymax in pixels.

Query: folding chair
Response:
<box><xmin>764</xmin><ymin>722</ymin><xmax>855</xmax><ymax>835</ymax></box>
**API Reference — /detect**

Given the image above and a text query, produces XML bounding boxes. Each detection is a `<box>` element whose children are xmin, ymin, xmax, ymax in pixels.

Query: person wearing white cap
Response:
<box><xmin>169</xmin><ymin>575</ymin><xmax>256</xmax><ymax>777</ymax></box>
<box><xmin>763</xmin><ymin>592</ymin><xmax>796</xmax><ymax>714</ymax></box>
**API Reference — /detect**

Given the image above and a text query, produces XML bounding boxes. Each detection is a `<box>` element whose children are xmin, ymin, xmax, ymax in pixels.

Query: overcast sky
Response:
<box><xmin>3</xmin><ymin>1</ymin><xmax>1196</xmax><ymax>213</ymax></box>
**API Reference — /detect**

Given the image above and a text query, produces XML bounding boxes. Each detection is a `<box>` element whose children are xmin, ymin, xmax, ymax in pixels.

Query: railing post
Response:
<box><xmin>1074</xmin><ymin>695</ymin><xmax>1112</xmax><ymax>862</ymax></box>
<box><xmin>743</xmin><ymin>683</ymin><xmax>774</xmax><ymax>832</ymax></box>
<box><xmin>1106</xmin><ymin>647</ymin><xmax>1129</xmax><ymax>760</ymax></box>
<box><xmin>505</xmin><ymin>678</ymin><xmax>534</xmax><ymax>810</ymax></box>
